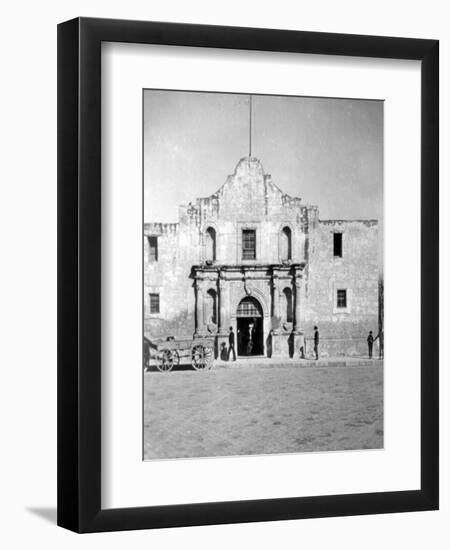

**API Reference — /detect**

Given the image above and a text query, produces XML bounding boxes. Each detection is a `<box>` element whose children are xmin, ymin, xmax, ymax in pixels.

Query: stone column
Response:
<box><xmin>293</xmin><ymin>275</ymin><xmax>302</xmax><ymax>331</ymax></box>
<box><xmin>202</xmin><ymin>282</ymin><xmax>209</xmax><ymax>328</ymax></box>
<box><xmin>270</xmin><ymin>273</ymin><xmax>282</xmax><ymax>357</ymax></box>
<box><xmin>272</xmin><ymin>274</ymin><xmax>280</xmax><ymax>321</ymax></box>
<box><xmin>218</xmin><ymin>273</ymin><xmax>225</xmax><ymax>331</ymax></box>
<box><xmin>216</xmin><ymin>273</ymin><xmax>229</xmax><ymax>357</ymax></box>
<box><xmin>195</xmin><ymin>279</ymin><xmax>204</xmax><ymax>335</ymax></box>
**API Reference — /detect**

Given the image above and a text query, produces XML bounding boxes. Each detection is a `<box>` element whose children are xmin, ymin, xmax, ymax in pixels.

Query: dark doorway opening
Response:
<box><xmin>236</xmin><ymin>297</ymin><xmax>264</xmax><ymax>356</ymax></box>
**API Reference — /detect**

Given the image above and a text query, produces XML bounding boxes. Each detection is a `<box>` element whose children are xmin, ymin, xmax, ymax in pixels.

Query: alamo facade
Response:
<box><xmin>144</xmin><ymin>156</ymin><xmax>380</xmax><ymax>358</ymax></box>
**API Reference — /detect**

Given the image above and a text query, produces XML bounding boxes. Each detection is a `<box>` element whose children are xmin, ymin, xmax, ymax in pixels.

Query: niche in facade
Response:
<box><xmin>206</xmin><ymin>288</ymin><xmax>217</xmax><ymax>325</ymax></box>
<box><xmin>205</xmin><ymin>227</ymin><xmax>216</xmax><ymax>262</ymax></box>
<box><xmin>282</xmin><ymin>287</ymin><xmax>293</xmax><ymax>322</ymax></box>
<box><xmin>280</xmin><ymin>226</ymin><xmax>292</xmax><ymax>261</ymax></box>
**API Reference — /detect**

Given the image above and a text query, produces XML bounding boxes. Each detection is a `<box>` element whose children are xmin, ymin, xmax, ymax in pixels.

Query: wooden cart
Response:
<box><xmin>151</xmin><ymin>337</ymin><xmax>215</xmax><ymax>372</ymax></box>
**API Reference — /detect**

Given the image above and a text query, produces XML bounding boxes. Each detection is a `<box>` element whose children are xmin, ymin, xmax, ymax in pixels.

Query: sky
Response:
<box><xmin>143</xmin><ymin>90</ymin><xmax>383</xmax><ymax>224</ymax></box>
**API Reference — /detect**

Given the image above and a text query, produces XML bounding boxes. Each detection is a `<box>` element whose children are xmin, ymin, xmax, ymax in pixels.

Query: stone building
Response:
<box><xmin>144</xmin><ymin>156</ymin><xmax>379</xmax><ymax>358</ymax></box>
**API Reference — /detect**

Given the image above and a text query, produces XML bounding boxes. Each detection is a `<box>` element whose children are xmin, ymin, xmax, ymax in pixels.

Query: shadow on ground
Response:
<box><xmin>146</xmin><ymin>361</ymin><xmax>197</xmax><ymax>372</ymax></box>
<box><xmin>26</xmin><ymin>507</ymin><xmax>57</xmax><ymax>525</ymax></box>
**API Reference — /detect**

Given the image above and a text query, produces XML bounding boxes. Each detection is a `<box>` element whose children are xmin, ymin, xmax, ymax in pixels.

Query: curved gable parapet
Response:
<box><xmin>175</xmin><ymin>156</ymin><xmax>308</xmax><ymax>231</ymax></box>
<box><xmin>232</xmin><ymin>156</ymin><xmax>265</xmax><ymax>179</ymax></box>
<box><xmin>193</xmin><ymin>156</ymin><xmax>303</xmax><ymax>223</ymax></box>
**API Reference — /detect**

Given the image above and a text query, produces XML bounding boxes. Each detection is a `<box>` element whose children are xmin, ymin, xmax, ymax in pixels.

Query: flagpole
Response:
<box><xmin>249</xmin><ymin>95</ymin><xmax>252</xmax><ymax>157</ymax></box>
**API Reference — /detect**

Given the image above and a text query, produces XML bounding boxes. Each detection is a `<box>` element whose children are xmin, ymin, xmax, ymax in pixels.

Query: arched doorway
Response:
<box><xmin>236</xmin><ymin>296</ymin><xmax>264</xmax><ymax>356</ymax></box>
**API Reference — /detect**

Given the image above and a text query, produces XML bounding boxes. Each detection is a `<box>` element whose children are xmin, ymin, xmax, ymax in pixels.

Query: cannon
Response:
<box><xmin>145</xmin><ymin>336</ymin><xmax>215</xmax><ymax>372</ymax></box>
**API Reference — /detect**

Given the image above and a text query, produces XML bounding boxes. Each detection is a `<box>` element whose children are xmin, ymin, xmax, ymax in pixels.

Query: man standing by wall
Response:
<box><xmin>314</xmin><ymin>326</ymin><xmax>319</xmax><ymax>360</ymax></box>
<box><xmin>367</xmin><ymin>330</ymin><xmax>374</xmax><ymax>358</ymax></box>
<box><xmin>228</xmin><ymin>326</ymin><xmax>236</xmax><ymax>361</ymax></box>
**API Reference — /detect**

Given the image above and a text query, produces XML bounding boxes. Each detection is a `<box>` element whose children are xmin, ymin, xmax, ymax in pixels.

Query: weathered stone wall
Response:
<box><xmin>301</xmin><ymin>219</ymin><xmax>379</xmax><ymax>356</ymax></box>
<box><xmin>144</xmin><ymin>156</ymin><xmax>381</xmax><ymax>358</ymax></box>
<box><xmin>144</xmin><ymin>222</ymin><xmax>197</xmax><ymax>339</ymax></box>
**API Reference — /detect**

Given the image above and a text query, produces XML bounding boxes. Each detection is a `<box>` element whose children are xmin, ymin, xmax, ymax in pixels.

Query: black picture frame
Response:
<box><xmin>57</xmin><ymin>17</ymin><xmax>439</xmax><ymax>533</ymax></box>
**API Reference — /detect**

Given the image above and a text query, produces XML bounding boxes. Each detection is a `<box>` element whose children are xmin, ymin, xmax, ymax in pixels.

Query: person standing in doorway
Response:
<box><xmin>367</xmin><ymin>330</ymin><xmax>374</xmax><ymax>358</ymax></box>
<box><xmin>228</xmin><ymin>326</ymin><xmax>236</xmax><ymax>361</ymax></box>
<box><xmin>247</xmin><ymin>322</ymin><xmax>254</xmax><ymax>355</ymax></box>
<box><xmin>314</xmin><ymin>326</ymin><xmax>319</xmax><ymax>360</ymax></box>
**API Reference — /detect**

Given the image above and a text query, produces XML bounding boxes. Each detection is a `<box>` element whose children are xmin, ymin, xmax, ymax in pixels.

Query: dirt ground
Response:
<box><xmin>143</xmin><ymin>362</ymin><xmax>383</xmax><ymax>459</ymax></box>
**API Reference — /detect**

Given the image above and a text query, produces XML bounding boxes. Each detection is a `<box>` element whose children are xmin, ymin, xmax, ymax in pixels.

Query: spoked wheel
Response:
<box><xmin>191</xmin><ymin>345</ymin><xmax>213</xmax><ymax>371</ymax></box>
<box><xmin>156</xmin><ymin>349</ymin><xmax>178</xmax><ymax>372</ymax></box>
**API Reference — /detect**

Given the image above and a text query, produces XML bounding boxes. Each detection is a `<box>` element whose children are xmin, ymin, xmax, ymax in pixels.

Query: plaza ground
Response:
<box><xmin>143</xmin><ymin>359</ymin><xmax>383</xmax><ymax>459</ymax></box>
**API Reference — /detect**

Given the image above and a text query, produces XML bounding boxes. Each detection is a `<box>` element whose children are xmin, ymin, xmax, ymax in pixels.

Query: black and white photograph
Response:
<box><xmin>0</xmin><ymin>0</ymin><xmax>444</xmax><ymax>542</ymax></box>
<box><xmin>143</xmin><ymin>90</ymin><xmax>384</xmax><ymax>460</ymax></box>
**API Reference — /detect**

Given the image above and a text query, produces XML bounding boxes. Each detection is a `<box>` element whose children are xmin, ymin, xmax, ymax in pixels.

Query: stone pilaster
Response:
<box><xmin>202</xmin><ymin>284</ymin><xmax>208</xmax><ymax>328</ymax></box>
<box><xmin>293</xmin><ymin>274</ymin><xmax>302</xmax><ymax>332</ymax></box>
<box><xmin>218</xmin><ymin>273</ymin><xmax>225</xmax><ymax>331</ymax></box>
<box><xmin>270</xmin><ymin>271</ymin><xmax>283</xmax><ymax>357</ymax></box>
<box><xmin>272</xmin><ymin>273</ymin><xmax>280</xmax><ymax>324</ymax></box>
<box><xmin>194</xmin><ymin>279</ymin><xmax>205</xmax><ymax>336</ymax></box>
<box><xmin>216</xmin><ymin>272</ymin><xmax>230</xmax><ymax>358</ymax></box>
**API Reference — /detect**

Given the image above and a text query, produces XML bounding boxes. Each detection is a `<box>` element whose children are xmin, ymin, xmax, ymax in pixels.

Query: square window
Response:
<box><xmin>242</xmin><ymin>229</ymin><xmax>256</xmax><ymax>260</ymax></box>
<box><xmin>149</xmin><ymin>293</ymin><xmax>160</xmax><ymax>314</ymax></box>
<box><xmin>337</xmin><ymin>289</ymin><xmax>347</xmax><ymax>308</ymax></box>
<box><xmin>333</xmin><ymin>233</ymin><xmax>343</xmax><ymax>257</ymax></box>
<box><xmin>148</xmin><ymin>236</ymin><xmax>158</xmax><ymax>262</ymax></box>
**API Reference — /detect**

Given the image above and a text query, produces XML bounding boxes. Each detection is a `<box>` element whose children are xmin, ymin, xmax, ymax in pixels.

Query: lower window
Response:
<box><xmin>337</xmin><ymin>289</ymin><xmax>347</xmax><ymax>309</ymax></box>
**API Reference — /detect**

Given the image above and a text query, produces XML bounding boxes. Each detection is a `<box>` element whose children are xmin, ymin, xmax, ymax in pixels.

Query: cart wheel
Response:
<box><xmin>156</xmin><ymin>349</ymin><xmax>175</xmax><ymax>372</ymax></box>
<box><xmin>191</xmin><ymin>345</ymin><xmax>213</xmax><ymax>370</ymax></box>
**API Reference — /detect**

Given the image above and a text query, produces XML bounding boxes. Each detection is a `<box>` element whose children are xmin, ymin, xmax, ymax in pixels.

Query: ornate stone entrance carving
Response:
<box><xmin>192</xmin><ymin>263</ymin><xmax>305</xmax><ymax>358</ymax></box>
